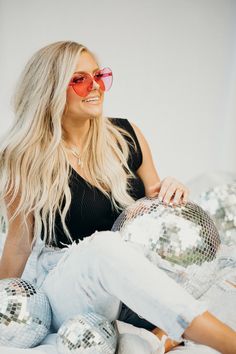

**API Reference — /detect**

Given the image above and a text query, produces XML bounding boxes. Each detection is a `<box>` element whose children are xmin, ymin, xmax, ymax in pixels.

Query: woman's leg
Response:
<box><xmin>183</xmin><ymin>312</ymin><xmax>236</xmax><ymax>354</ymax></box>
<box><xmin>39</xmin><ymin>231</ymin><xmax>236</xmax><ymax>353</ymax></box>
<box><xmin>152</xmin><ymin>318</ymin><xmax>236</xmax><ymax>354</ymax></box>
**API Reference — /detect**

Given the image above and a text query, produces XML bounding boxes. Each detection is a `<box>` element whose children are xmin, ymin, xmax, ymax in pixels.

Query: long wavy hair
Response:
<box><xmin>0</xmin><ymin>41</ymin><xmax>138</xmax><ymax>247</ymax></box>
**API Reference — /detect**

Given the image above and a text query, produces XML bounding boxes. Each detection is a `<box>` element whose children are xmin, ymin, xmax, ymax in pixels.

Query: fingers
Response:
<box><xmin>157</xmin><ymin>177</ymin><xmax>173</xmax><ymax>202</ymax></box>
<box><xmin>161</xmin><ymin>183</ymin><xmax>178</xmax><ymax>205</ymax></box>
<box><xmin>182</xmin><ymin>187</ymin><xmax>189</xmax><ymax>205</ymax></box>
<box><xmin>172</xmin><ymin>188</ymin><xmax>184</xmax><ymax>205</ymax></box>
<box><xmin>157</xmin><ymin>177</ymin><xmax>190</xmax><ymax>206</ymax></box>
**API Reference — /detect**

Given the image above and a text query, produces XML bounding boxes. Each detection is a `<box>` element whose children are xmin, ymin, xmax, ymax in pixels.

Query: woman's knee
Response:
<box><xmin>89</xmin><ymin>230</ymin><xmax>124</xmax><ymax>257</ymax></box>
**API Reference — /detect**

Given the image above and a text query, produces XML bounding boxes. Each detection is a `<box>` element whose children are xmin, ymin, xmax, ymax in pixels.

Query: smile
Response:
<box><xmin>82</xmin><ymin>96</ymin><xmax>100</xmax><ymax>103</ymax></box>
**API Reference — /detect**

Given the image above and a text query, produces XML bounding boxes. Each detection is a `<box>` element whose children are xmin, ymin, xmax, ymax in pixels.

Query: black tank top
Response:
<box><xmin>44</xmin><ymin>118</ymin><xmax>145</xmax><ymax>248</ymax></box>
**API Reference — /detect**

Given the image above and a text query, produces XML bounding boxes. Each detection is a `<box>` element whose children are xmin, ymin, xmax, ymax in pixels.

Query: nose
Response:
<box><xmin>91</xmin><ymin>78</ymin><xmax>100</xmax><ymax>91</ymax></box>
<box><xmin>87</xmin><ymin>76</ymin><xmax>100</xmax><ymax>92</ymax></box>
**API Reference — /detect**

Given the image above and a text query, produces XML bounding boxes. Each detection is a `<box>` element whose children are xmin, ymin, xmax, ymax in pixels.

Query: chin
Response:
<box><xmin>85</xmin><ymin>108</ymin><xmax>103</xmax><ymax>117</ymax></box>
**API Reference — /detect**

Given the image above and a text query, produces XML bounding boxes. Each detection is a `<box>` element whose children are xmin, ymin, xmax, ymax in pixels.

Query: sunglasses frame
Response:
<box><xmin>68</xmin><ymin>67</ymin><xmax>113</xmax><ymax>97</ymax></box>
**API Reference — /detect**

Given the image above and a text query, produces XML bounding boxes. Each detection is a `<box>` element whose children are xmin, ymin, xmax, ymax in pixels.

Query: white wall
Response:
<box><xmin>0</xmin><ymin>0</ymin><xmax>235</xmax><ymax>183</ymax></box>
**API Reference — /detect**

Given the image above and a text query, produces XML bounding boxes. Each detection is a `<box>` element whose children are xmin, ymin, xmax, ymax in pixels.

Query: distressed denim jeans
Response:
<box><xmin>35</xmin><ymin>230</ymin><xmax>207</xmax><ymax>342</ymax></box>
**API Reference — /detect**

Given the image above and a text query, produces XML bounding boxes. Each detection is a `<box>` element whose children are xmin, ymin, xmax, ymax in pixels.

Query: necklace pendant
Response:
<box><xmin>78</xmin><ymin>158</ymin><xmax>83</xmax><ymax>168</ymax></box>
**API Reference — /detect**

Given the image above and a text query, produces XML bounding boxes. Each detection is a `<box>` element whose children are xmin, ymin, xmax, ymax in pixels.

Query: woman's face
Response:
<box><xmin>64</xmin><ymin>51</ymin><xmax>104</xmax><ymax>121</ymax></box>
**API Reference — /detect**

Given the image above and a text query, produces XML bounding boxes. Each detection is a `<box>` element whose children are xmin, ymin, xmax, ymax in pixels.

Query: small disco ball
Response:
<box><xmin>112</xmin><ymin>197</ymin><xmax>221</xmax><ymax>298</ymax></box>
<box><xmin>57</xmin><ymin>312</ymin><xmax>118</xmax><ymax>354</ymax></box>
<box><xmin>198</xmin><ymin>181</ymin><xmax>236</xmax><ymax>246</ymax></box>
<box><xmin>0</xmin><ymin>278</ymin><xmax>52</xmax><ymax>348</ymax></box>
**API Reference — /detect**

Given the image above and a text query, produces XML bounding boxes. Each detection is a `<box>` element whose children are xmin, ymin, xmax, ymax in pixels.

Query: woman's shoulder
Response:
<box><xmin>108</xmin><ymin>117</ymin><xmax>129</xmax><ymax>128</ymax></box>
<box><xmin>108</xmin><ymin>117</ymin><xmax>138</xmax><ymax>140</ymax></box>
<box><xmin>108</xmin><ymin>117</ymin><xmax>143</xmax><ymax>171</ymax></box>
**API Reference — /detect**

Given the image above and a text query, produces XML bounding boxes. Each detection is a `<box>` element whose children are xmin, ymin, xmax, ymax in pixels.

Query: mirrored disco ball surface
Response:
<box><xmin>57</xmin><ymin>312</ymin><xmax>118</xmax><ymax>354</ymax></box>
<box><xmin>112</xmin><ymin>197</ymin><xmax>221</xmax><ymax>298</ymax></box>
<box><xmin>0</xmin><ymin>278</ymin><xmax>52</xmax><ymax>348</ymax></box>
<box><xmin>198</xmin><ymin>182</ymin><xmax>236</xmax><ymax>246</ymax></box>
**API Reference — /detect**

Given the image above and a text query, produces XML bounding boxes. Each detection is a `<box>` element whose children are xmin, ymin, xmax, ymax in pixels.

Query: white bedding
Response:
<box><xmin>0</xmin><ymin>334</ymin><xmax>221</xmax><ymax>354</ymax></box>
<box><xmin>0</xmin><ymin>172</ymin><xmax>235</xmax><ymax>354</ymax></box>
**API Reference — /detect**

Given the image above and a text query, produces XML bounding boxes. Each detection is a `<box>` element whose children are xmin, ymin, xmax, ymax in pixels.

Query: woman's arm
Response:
<box><xmin>130</xmin><ymin>121</ymin><xmax>189</xmax><ymax>205</ymax></box>
<box><xmin>0</xmin><ymin>194</ymin><xmax>34</xmax><ymax>279</ymax></box>
<box><xmin>130</xmin><ymin>121</ymin><xmax>161</xmax><ymax>196</ymax></box>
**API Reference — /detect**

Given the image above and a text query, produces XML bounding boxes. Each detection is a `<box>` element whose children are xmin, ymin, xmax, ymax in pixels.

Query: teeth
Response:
<box><xmin>84</xmin><ymin>97</ymin><xmax>99</xmax><ymax>102</ymax></box>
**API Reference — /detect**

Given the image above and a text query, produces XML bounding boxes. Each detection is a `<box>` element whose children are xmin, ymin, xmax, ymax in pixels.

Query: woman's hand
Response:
<box><xmin>147</xmin><ymin>177</ymin><xmax>190</xmax><ymax>206</ymax></box>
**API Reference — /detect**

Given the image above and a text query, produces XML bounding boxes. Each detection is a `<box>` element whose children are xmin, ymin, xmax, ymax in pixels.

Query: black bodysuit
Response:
<box><xmin>42</xmin><ymin>117</ymin><xmax>146</xmax><ymax>248</ymax></box>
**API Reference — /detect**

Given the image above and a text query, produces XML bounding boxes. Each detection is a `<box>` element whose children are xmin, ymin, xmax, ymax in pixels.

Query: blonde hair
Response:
<box><xmin>0</xmin><ymin>41</ymin><xmax>138</xmax><ymax>246</ymax></box>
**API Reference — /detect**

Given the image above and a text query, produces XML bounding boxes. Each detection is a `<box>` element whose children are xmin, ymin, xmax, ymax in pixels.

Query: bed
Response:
<box><xmin>0</xmin><ymin>172</ymin><xmax>235</xmax><ymax>353</ymax></box>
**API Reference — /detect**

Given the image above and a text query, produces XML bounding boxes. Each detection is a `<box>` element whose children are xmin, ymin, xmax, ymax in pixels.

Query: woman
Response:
<box><xmin>0</xmin><ymin>41</ymin><xmax>235</xmax><ymax>354</ymax></box>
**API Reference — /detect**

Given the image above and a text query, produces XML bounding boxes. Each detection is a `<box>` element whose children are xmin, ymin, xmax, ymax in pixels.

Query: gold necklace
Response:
<box><xmin>65</xmin><ymin>146</ymin><xmax>84</xmax><ymax>168</ymax></box>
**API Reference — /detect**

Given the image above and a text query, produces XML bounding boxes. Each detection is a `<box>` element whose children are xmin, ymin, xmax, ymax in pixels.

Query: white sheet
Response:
<box><xmin>0</xmin><ymin>172</ymin><xmax>235</xmax><ymax>354</ymax></box>
<box><xmin>0</xmin><ymin>334</ymin><xmax>221</xmax><ymax>354</ymax></box>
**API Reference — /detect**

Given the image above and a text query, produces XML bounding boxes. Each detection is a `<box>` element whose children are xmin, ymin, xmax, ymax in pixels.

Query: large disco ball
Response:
<box><xmin>112</xmin><ymin>197</ymin><xmax>221</xmax><ymax>298</ymax></box>
<box><xmin>0</xmin><ymin>278</ymin><xmax>52</xmax><ymax>348</ymax></box>
<box><xmin>197</xmin><ymin>182</ymin><xmax>236</xmax><ymax>246</ymax></box>
<box><xmin>57</xmin><ymin>312</ymin><xmax>118</xmax><ymax>354</ymax></box>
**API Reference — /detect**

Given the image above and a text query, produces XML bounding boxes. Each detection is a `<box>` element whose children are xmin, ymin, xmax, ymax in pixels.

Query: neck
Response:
<box><xmin>62</xmin><ymin>117</ymin><xmax>91</xmax><ymax>149</ymax></box>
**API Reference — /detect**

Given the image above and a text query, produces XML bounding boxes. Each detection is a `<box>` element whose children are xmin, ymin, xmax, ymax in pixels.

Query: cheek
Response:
<box><xmin>65</xmin><ymin>88</ymin><xmax>105</xmax><ymax>115</ymax></box>
<box><xmin>66</xmin><ymin>89</ymin><xmax>83</xmax><ymax>111</ymax></box>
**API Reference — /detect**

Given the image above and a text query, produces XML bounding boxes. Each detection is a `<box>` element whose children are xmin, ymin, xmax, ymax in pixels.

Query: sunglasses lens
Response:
<box><xmin>70</xmin><ymin>68</ymin><xmax>113</xmax><ymax>97</ymax></box>
<box><xmin>71</xmin><ymin>73</ymin><xmax>93</xmax><ymax>97</ymax></box>
<box><xmin>94</xmin><ymin>68</ymin><xmax>113</xmax><ymax>92</ymax></box>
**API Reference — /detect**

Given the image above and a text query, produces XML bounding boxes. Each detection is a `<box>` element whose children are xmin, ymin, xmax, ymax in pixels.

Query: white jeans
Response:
<box><xmin>35</xmin><ymin>230</ymin><xmax>207</xmax><ymax>342</ymax></box>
